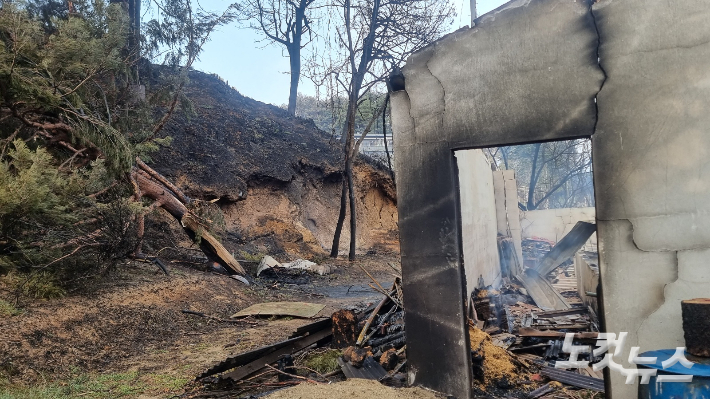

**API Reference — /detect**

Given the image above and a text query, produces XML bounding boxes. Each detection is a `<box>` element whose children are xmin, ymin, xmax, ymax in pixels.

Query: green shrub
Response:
<box><xmin>0</xmin><ymin>299</ymin><xmax>21</xmax><ymax>317</ymax></box>
<box><xmin>3</xmin><ymin>272</ymin><xmax>66</xmax><ymax>300</ymax></box>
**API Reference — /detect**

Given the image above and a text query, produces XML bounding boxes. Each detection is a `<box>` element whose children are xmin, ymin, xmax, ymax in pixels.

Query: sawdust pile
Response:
<box><xmin>264</xmin><ymin>379</ymin><xmax>445</xmax><ymax>399</ymax></box>
<box><xmin>468</xmin><ymin>321</ymin><xmax>517</xmax><ymax>385</ymax></box>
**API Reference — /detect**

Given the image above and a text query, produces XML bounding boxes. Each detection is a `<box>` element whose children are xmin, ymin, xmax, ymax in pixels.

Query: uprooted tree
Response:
<box><xmin>0</xmin><ymin>0</ymin><xmax>244</xmax><ymax>289</ymax></box>
<box><xmin>130</xmin><ymin>158</ymin><xmax>245</xmax><ymax>274</ymax></box>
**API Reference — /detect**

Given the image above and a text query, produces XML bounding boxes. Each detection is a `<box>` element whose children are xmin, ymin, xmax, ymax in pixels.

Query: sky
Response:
<box><xmin>166</xmin><ymin>0</ymin><xmax>510</xmax><ymax>106</ymax></box>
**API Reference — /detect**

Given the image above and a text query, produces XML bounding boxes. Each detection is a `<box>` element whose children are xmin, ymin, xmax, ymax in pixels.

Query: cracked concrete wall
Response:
<box><xmin>591</xmin><ymin>0</ymin><xmax>710</xmax><ymax>397</ymax></box>
<box><xmin>392</xmin><ymin>0</ymin><xmax>710</xmax><ymax>397</ymax></box>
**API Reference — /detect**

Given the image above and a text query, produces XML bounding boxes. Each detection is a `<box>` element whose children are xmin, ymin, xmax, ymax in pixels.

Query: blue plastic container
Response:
<box><xmin>637</xmin><ymin>349</ymin><xmax>710</xmax><ymax>399</ymax></box>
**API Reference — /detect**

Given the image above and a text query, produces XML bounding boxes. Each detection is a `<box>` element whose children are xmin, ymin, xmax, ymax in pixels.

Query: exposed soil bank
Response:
<box><xmin>150</xmin><ymin>70</ymin><xmax>398</xmax><ymax>258</ymax></box>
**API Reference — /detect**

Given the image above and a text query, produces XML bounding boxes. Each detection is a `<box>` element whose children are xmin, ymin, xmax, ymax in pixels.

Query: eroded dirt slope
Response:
<box><xmin>148</xmin><ymin>70</ymin><xmax>398</xmax><ymax>258</ymax></box>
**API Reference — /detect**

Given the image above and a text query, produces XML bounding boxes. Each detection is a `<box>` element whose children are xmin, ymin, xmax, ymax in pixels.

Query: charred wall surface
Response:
<box><xmin>391</xmin><ymin>0</ymin><xmax>710</xmax><ymax>397</ymax></box>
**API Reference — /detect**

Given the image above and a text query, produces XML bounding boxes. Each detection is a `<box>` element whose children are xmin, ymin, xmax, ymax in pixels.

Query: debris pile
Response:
<box><xmin>336</xmin><ymin>276</ymin><xmax>406</xmax><ymax>384</ymax></box>
<box><xmin>191</xmin><ymin>223</ymin><xmax>606</xmax><ymax>398</ymax></box>
<box><xmin>191</xmin><ymin>266</ymin><xmax>407</xmax><ymax>397</ymax></box>
<box><xmin>466</xmin><ymin>222</ymin><xmax>605</xmax><ymax>397</ymax></box>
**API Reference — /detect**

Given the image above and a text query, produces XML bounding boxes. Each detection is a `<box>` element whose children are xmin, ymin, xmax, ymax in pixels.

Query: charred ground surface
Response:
<box><xmin>0</xmin><ymin>70</ymin><xmax>402</xmax><ymax>398</ymax></box>
<box><xmin>0</xmin><ymin>255</ymin><xmax>397</xmax><ymax>398</ymax></box>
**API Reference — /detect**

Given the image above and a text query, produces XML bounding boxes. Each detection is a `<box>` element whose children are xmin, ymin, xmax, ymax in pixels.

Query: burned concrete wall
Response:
<box><xmin>392</xmin><ymin>0</ymin><xmax>602</xmax><ymax>396</ymax></box>
<box><xmin>456</xmin><ymin>149</ymin><xmax>501</xmax><ymax>298</ymax></box>
<box><xmin>392</xmin><ymin>0</ymin><xmax>710</xmax><ymax>397</ymax></box>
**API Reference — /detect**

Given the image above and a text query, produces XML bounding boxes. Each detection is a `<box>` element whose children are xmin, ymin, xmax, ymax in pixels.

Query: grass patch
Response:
<box><xmin>145</xmin><ymin>374</ymin><xmax>190</xmax><ymax>391</ymax></box>
<box><xmin>0</xmin><ymin>299</ymin><xmax>21</xmax><ymax>317</ymax></box>
<box><xmin>237</xmin><ymin>251</ymin><xmax>265</xmax><ymax>263</ymax></box>
<box><xmin>0</xmin><ymin>371</ymin><xmax>143</xmax><ymax>399</ymax></box>
<box><xmin>301</xmin><ymin>349</ymin><xmax>341</xmax><ymax>374</ymax></box>
<box><xmin>0</xmin><ymin>370</ymin><xmax>191</xmax><ymax>399</ymax></box>
<box><xmin>2</xmin><ymin>272</ymin><xmax>66</xmax><ymax>300</ymax></box>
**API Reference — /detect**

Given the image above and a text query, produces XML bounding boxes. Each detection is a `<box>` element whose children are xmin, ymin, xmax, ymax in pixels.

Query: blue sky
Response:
<box><xmin>176</xmin><ymin>0</ymin><xmax>509</xmax><ymax>106</ymax></box>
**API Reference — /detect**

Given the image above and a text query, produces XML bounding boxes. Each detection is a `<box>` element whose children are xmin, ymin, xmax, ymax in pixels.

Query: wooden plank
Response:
<box><xmin>492</xmin><ymin>171</ymin><xmax>509</xmax><ymax>236</ymax></box>
<box><xmin>535</xmin><ymin>221</ymin><xmax>596</xmax><ymax>276</ymax></box>
<box><xmin>518</xmin><ymin>269</ymin><xmax>571</xmax><ymax>311</ymax></box>
<box><xmin>502</xmin><ymin>171</ymin><xmax>523</xmax><ymax>272</ymax></box>
<box><xmin>222</xmin><ymin>327</ymin><xmax>332</xmax><ymax>381</ymax></box>
<box><xmin>289</xmin><ymin>318</ymin><xmax>332</xmax><ymax>339</ymax></box>
<box><xmin>198</xmin><ymin>335</ymin><xmax>304</xmax><ymax>378</ymax></box>
<box><xmin>534</xmin><ymin>308</ymin><xmax>586</xmax><ymax>318</ymax></box>
<box><xmin>231</xmin><ymin>302</ymin><xmax>326</xmax><ymax>319</ymax></box>
<box><xmin>518</xmin><ymin>328</ymin><xmax>598</xmax><ymax>340</ymax></box>
<box><xmin>534</xmin><ymin>323</ymin><xmax>590</xmax><ymax>330</ymax></box>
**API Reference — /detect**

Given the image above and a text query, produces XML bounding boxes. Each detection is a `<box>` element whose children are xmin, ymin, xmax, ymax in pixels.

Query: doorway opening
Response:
<box><xmin>454</xmin><ymin>138</ymin><xmax>604</xmax><ymax>394</ymax></box>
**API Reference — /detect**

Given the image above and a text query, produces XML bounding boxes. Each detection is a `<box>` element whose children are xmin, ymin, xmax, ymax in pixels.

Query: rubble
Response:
<box><xmin>256</xmin><ymin>255</ymin><xmax>333</xmax><ymax>277</ymax></box>
<box><xmin>194</xmin><ymin>237</ymin><xmax>606</xmax><ymax>399</ymax></box>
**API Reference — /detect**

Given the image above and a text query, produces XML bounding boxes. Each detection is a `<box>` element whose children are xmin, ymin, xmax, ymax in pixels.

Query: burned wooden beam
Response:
<box><xmin>526</xmin><ymin>382</ymin><xmax>556</xmax><ymax>399</ymax></box>
<box><xmin>368</xmin><ymin>331</ymin><xmax>405</xmax><ymax>348</ymax></box>
<box><xmin>534</xmin><ymin>308</ymin><xmax>586</xmax><ymax>318</ymax></box>
<box><xmin>198</xmin><ymin>335</ymin><xmax>305</xmax><ymax>379</ymax></box>
<box><xmin>199</xmin><ymin>318</ymin><xmax>333</xmax><ymax>380</ymax></box>
<box><xmin>221</xmin><ymin>326</ymin><xmax>333</xmax><ymax>381</ymax></box>
<box><xmin>518</xmin><ymin>328</ymin><xmax>598</xmax><ymax>340</ymax></box>
<box><xmin>289</xmin><ymin>318</ymin><xmax>332</xmax><ymax>339</ymax></box>
<box><xmin>535</xmin><ymin>221</ymin><xmax>596</xmax><ymax>277</ymax></box>
<box><xmin>681</xmin><ymin>298</ymin><xmax>710</xmax><ymax>357</ymax></box>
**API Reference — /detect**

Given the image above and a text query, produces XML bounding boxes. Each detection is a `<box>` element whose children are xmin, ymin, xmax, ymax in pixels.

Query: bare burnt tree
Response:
<box><xmin>320</xmin><ymin>0</ymin><xmax>454</xmax><ymax>259</ymax></box>
<box><xmin>489</xmin><ymin>140</ymin><xmax>594</xmax><ymax>210</ymax></box>
<box><xmin>240</xmin><ymin>0</ymin><xmax>318</xmax><ymax>115</ymax></box>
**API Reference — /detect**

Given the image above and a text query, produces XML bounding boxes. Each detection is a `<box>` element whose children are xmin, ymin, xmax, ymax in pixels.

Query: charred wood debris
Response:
<box><xmin>188</xmin><ymin>237</ymin><xmax>604</xmax><ymax>398</ymax></box>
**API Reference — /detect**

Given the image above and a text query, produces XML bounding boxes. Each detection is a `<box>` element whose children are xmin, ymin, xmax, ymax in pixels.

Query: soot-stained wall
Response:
<box><xmin>391</xmin><ymin>0</ymin><xmax>710</xmax><ymax>398</ymax></box>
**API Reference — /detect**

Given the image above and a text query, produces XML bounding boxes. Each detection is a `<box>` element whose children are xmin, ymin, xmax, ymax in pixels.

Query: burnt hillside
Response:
<box><xmin>152</xmin><ymin>70</ymin><xmax>343</xmax><ymax>203</ymax></box>
<box><xmin>147</xmin><ymin>70</ymin><xmax>397</xmax><ymax>257</ymax></box>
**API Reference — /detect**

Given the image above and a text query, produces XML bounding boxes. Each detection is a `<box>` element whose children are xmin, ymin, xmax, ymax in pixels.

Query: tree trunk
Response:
<box><xmin>131</xmin><ymin>161</ymin><xmax>245</xmax><ymax>276</ymax></box>
<box><xmin>287</xmin><ymin>2</ymin><xmax>305</xmax><ymax>116</ymax></box>
<box><xmin>287</xmin><ymin>44</ymin><xmax>301</xmax><ymax>115</ymax></box>
<box><xmin>382</xmin><ymin>95</ymin><xmax>393</xmax><ymax>173</ymax></box>
<box><xmin>346</xmin><ymin>158</ymin><xmax>356</xmax><ymax>261</ymax></box>
<box><xmin>330</xmin><ymin>177</ymin><xmax>348</xmax><ymax>257</ymax></box>
<box><xmin>527</xmin><ymin>143</ymin><xmax>542</xmax><ymax>210</ymax></box>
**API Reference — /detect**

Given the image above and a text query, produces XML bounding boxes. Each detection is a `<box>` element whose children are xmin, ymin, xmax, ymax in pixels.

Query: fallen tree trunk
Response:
<box><xmin>131</xmin><ymin>158</ymin><xmax>245</xmax><ymax>276</ymax></box>
<box><xmin>681</xmin><ymin>298</ymin><xmax>710</xmax><ymax>357</ymax></box>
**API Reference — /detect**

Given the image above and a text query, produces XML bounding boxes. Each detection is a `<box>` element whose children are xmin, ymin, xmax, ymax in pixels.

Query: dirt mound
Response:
<box><xmin>264</xmin><ymin>378</ymin><xmax>445</xmax><ymax>399</ymax></box>
<box><xmin>145</xmin><ymin>70</ymin><xmax>398</xmax><ymax>258</ymax></box>
<box><xmin>153</xmin><ymin>70</ymin><xmax>341</xmax><ymax>202</ymax></box>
